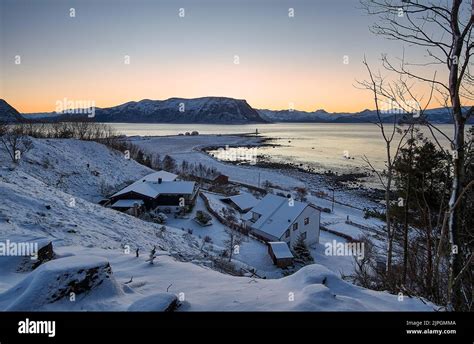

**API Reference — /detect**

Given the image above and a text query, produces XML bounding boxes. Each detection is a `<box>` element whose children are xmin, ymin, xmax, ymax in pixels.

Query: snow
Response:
<box><xmin>10</xmin><ymin>138</ymin><xmax>153</xmax><ymax>202</ymax></box>
<box><xmin>127</xmin><ymin>293</ymin><xmax>178</xmax><ymax>311</ymax></box>
<box><xmin>0</xmin><ymin>255</ymin><xmax>122</xmax><ymax>311</ymax></box>
<box><xmin>248</xmin><ymin>194</ymin><xmax>310</xmax><ymax>239</ymax></box>
<box><xmin>141</xmin><ymin>170</ymin><xmax>177</xmax><ymax>182</ymax></box>
<box><xmin>0</xmin><ymin>245</ymin><xmax>434</xmax><ymax>311</ymax></box>
<box><xmin>112</xmin><ymin>179</ymin><xmax>196</xmax><ymax>198</ymax></box>
<box><xmin>129</xmin><ymin>135</ymin><xmax>304</xmax><ymax>189</ymax></box>
<box><xmin>0</xmin><ymin>136</ymin><xmax>435</xmax><ymax>311</ymax></box>
<box><xmin>268</xmin><ymin>242</ymin><xmax>293</xmax><ymax>259</ymax></box>
<box><xmin>167</xmin><ymin>195</ymin><xmax>281</xmax><ymax>277</ymax></box>
<box><xmin>221</xmin><ymin>192</ymin><xmax>259</xmax><ymax>212</ymax></box>
<box><xmin>110</xmin><ymin>199</ymin><xmax>144</xmax><ymax>208</ymax></box>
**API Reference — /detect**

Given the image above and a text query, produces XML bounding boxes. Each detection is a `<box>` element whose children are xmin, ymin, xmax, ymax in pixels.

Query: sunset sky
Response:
<box><xmin>0</xmin><ymin>0</ymin><xmax>459</xmax><ymax>113</ymax></box>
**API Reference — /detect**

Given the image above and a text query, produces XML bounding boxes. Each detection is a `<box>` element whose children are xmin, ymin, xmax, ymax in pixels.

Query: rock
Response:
<box><xmin>31</xmin><ymin>241</ymin><xmax>55</xmax><ymax>269</ymax></box>
<box><xmin>127</xmin><ymin>293</ymin><xmax>179</xmax><ymax>312</ymax></box>
<box><xmin>0</xmin><ymin>256</ymin><xmax>122</xmax><ymax>310</ymax></box>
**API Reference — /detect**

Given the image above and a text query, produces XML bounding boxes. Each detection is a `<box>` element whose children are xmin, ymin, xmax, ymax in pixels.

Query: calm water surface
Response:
<box><xmin>110</xmin><ymin>123</ymin><xmax>455</xmax><ymax>173</ymax></box>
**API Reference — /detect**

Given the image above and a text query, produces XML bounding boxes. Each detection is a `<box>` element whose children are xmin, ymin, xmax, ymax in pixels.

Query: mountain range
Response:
<box><xmin>2</xmin><ymin>97</ymin><xmax>472</xmax><ymax>124</ymax></box>
<box><xmin>258</xmin><ymin>107</ymin><xmax>473</xmax><ymax>124</ymax></box>
<box><xmin>18</xmin><ymin>97</ymin><xmax>266</xmax><ymax>124</ymax></box>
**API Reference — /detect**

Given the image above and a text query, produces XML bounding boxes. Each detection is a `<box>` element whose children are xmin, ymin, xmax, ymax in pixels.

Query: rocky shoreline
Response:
<box><xmin>200</xmin><ymin>138</ymin><xmax>385</xmax><ymax>204</ymax></box>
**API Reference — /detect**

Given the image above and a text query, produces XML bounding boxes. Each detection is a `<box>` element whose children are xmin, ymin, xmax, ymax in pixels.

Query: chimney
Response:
<box><xmin>158</xmin><ymin>177</ymin><xmax>162</xmax><ymax>184</ymax></box>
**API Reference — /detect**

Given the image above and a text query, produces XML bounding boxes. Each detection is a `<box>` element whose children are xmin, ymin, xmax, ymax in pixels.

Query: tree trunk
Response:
<box><xmin>402</xmin><ymin>175</ymin><xmax>410</xmax><ymax>285</ymax></box>
<box><xmin>446</xmin><ymin>3</ymin><xmax>466</xmax><ymax>307</ymax></box>
<box><xmin>403</xmin><ymin>132</ymin><xmax>415</xmax><ymax>285</ymax></box>
<box><xmin>426</xmin><ymin>212</ymin><xmax>433</xmax><ymax>295</ymax></box>
<box><xmin>385</xmin><ymin>142</ymin><xmax>394</xmax><ymax>276</ymax></box>
<box><xmin>447</xmin><ymin>115</ymin><xmax>465</xmax><ymax>311</ymax></box>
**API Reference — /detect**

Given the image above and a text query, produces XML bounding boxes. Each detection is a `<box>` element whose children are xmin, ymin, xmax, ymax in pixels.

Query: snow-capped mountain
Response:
<box><xmin>0</xmin><ymin>99</ymin><xmax>24</xmax><ymax>123</ymax></box>
<box><xmin>95</xmin><ymin>97</ymin><xmax>267</xmax><ymax>124</ymax></box>
<box><xmin>18</xmin><ymin>97</ymin><xmax>472</xmax><ymax>124</ymax></box>
<box><xmin>258</xmin><ymin>107</ymin><xmax>473</xmax><ymax>124</ymax></box>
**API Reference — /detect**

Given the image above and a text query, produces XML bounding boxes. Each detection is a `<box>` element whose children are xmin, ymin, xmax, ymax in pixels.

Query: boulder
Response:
<box><xmin>127</xmin><ymin>293</ymin><xmax>179</xmax><ymax>312</ymax></box>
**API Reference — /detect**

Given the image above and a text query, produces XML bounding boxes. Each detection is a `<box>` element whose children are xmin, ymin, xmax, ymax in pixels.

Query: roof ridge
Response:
<box><xmin>276</xmin><ymin>198</ymin><xmax>308</xmax><ymax>224</ymax></box>
<box><xmin>255</xmin><ymin>197</ymin><xmax>287</xmax><ymax>229</ymax></box>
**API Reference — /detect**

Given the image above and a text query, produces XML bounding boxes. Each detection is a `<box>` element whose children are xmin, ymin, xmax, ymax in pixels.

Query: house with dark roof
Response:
<box><xmin>243</xmin><ymin>194</ymin><xmax>320</xmax><ymax>247</ymax></box>
<box><xmin>108</xmin><ymin>171</ymin><xmax>199</xmax><ymax>213</ymax></box>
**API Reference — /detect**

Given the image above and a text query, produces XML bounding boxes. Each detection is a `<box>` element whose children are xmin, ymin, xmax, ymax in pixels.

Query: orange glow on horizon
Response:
<box><xmin>2</xmin><ymin>60</ymin><xmax>463</xmax><ymax>114</ymax></box>
<box><xmin>1</xmin><ymin>63</ymin><xmax>382</xmax><ymax>113</ymax></box>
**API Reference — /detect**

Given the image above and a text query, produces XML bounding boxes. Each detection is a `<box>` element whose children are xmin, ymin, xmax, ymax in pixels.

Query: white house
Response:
<box><xmin>243</xmin><ymin>194</ymin><xmax>320</xmax><ymax>247</ymax></box>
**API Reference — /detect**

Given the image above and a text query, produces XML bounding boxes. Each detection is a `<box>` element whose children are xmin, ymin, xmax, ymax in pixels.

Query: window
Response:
<box><xmin>285</xmin><ymin>229</ymin><xmax>290</xmax><ymax>238</ymax></box>
<box><xmin>251</xmin><ymin>212</ymin><xmax>260</xmax><ymax>222</ymax></box>
<box><xmin>304</xmin><ymin>217</ymin><xmax>310</xmax><ymax>225</ymax></box>
<box><xmin>292</xmin><ymin>222</ymin><xmax>298</xmax><ymax>231</ymax></box>
<box><xmin>301</xmin><ymin>232</ymin><xmax>307</xmax><ymax>240</ymax></box>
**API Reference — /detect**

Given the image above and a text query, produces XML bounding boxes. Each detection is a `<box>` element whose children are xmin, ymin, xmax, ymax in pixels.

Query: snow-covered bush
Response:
<box><xmin>194</xmin><ymin>211</ymin><xmax>212</xmax><ymax>226</ymax></box>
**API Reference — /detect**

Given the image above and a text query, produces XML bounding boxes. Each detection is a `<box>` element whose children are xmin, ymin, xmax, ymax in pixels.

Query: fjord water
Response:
<box><xmin>110</xmin><ymin>123</ymin><xmax>455</xmax><ymax>173</ymax></box>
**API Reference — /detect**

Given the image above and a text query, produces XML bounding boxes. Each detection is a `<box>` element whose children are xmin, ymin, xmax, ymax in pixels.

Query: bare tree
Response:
<box><xmin>357</xmin><ymin>56</ymin><xmax>423</xmax><ymax>278</ymax></box>
<box><xmin>223</xmin><ymin>230</ymin><xmax>243</xmax><ymax>262</ymax></box>
<box><xmin>0</xmin><ymin>124</ymin><xmax>32</xmax><ymax>164</ymax></box>
<box><xmin>361</xmin><ymin>0</ymin><xmax>473</xmax><ymax>311</ymax></box>
<box><xmin>294</xmin><ymin>187</ymin><xmax>308</xmax><ymax>202</ymax></box>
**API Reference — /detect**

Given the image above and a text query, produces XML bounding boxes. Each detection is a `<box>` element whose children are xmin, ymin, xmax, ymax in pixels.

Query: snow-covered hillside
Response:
<box><xmin>0</xmin><ymin>245</ymin><xmax>435</xmax><ymax>311</ymax></box>
<box><xmin>13</xmin><ymin>138</ymin><xmax>152</xmax><ymax>202</ymax></box>
<box><xmin>0</xmin><ymin>137</ymin><xmax>435</xmax><ymax>311</ymax></box>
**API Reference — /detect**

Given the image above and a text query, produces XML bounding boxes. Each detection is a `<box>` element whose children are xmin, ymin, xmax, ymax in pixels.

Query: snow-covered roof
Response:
<box><xmin>110</xmin><ymin>199</ymin><xmax>144</xmax><ymax>208</ymax></box>
<box><xmin>151</xmin><ymin>181</ymin><xmax>196</xmax><ymax>195</ymax></box>
<box><xmin>111</xmin><ymin>180</ymin><xmax>195</xmax><ymax>199</ymax></box>
<box><xmin>141</xmin><ymin>170</ymin><xmax>177</xmax><ymax>182</ymax></box>
<box><xmin>268</xmin><ymin>242</ymin><xmax>294</xmax><ymax>259</ymax></box>
<box><xmin>248</xmin><ymin>194</ymin><xmax>311</xmax><ymax>239</ymax></box>
<box><xmin>221</xmin><ymin>193</ymin><xmax>259</xmax><ymax>211</ymax></box>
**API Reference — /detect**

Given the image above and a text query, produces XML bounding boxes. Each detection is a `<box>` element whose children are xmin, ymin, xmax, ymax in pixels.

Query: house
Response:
<box><xmin>108</xmin><ymin>171</ymin><xmax>199</xmax><ymax>213</ymax></box>
<box><xmin>140</xmin><ymin>170</ymin><xmax>178</xmax><ymax>182</ymax></box>
<box><xmin>221</xmin><ymin>192</ymin><xmax>259</xmax><ymax>213</ymax></box>
<box><xmin>243</xmin><ymin>194</ymin><xmax>320</xmax><ymax>247</ymax></box>
<box><xmin>267</xmin><ymin>242</ymin><xmax>294</xmax><ymax>268</ymax></box>
<box><xmin>212</xmin><ymin>174</ymin><xmax>229</xmax><ymax>185</ymax></box>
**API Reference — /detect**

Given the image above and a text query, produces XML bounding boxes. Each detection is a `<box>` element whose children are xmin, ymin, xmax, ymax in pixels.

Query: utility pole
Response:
<box><xmin>331</xmin><ymin>189</ymin><xmax>335</xmax><ymax>213</ymax></box>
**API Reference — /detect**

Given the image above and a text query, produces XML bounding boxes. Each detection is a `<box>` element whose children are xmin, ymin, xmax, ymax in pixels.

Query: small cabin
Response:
<box><xmin>267</xmin><ymin>242</ymin><xmax>294</xmax><ymax>268</ymax></box>
<box><xmin>213</xmin><ymin>174</ymin><xmax>229</xmax><ymax>185</ymax></box>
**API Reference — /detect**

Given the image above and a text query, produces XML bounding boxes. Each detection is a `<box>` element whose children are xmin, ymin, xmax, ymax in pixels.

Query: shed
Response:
<box><xmin>267</xmin><ymin>242</ymin><xmax>294</xmax><ymax>268</ymax></box>
<box><xmin>213</xmin><ymin>174</ymin><xmax>229</xmax><ymax>185</ymax></box>
<box><xmin>220</xmin><ymin>193</ymin><xmax>259</xmax><ymax>213</ymax></box>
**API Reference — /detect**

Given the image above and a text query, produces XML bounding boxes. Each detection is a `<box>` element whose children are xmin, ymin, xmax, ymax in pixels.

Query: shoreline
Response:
<box><xmin>195</xmin><ymin>134</ymin><xmax>385</xmax><ymax>204</ymax></box>
<box><xmin>126</xmin><ymin>132</ymin><xmax>385</xmax><ymax>207</ymax></box>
